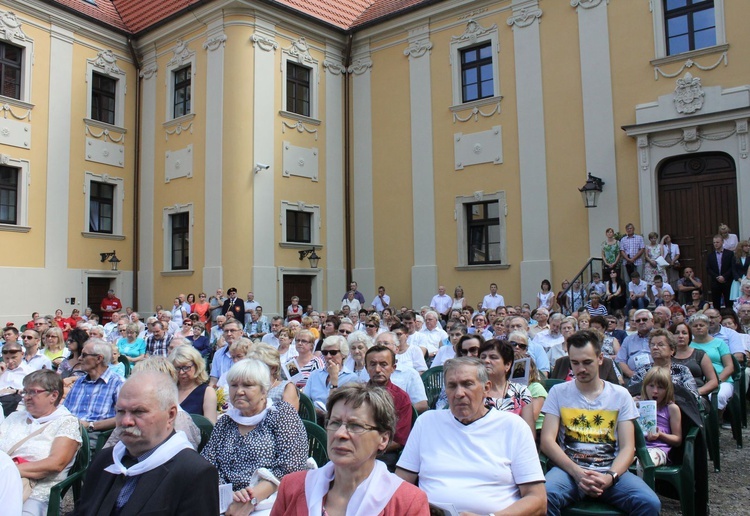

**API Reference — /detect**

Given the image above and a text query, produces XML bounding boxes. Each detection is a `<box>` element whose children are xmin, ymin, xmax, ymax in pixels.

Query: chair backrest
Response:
<box><xmin>74</xmin><ymin>425</ymin><xmax>91</xmax><ymax>473</ymax></box>
<box><xmin>730</xmin><ymin>354</ymin><xmax>742</xmax><ymax>383</ymax></box>
<box><xmin>303</xmin><ymin>419</ymin><xmax>329</xmax><ymax>467</ymax></box>
<box><xmin>420</xmin><ymin>366</ymin><xmax>444</xmax><ymax>409</ymax></box>
<box><xmin>118</xmin><ymin>355</ymin><xmax>131</xmax><ymax>378</ymax></box>
<box><xmin>190</xmin><ymin>413</ymin><xmax>214</xmax><ymax>453</ymax></box>
<box><xmin>543</xmin><ymin>378</ymin><xmax>565</xmax><ymax>392</ymax></box>
<box><xmin>411</xmin><ymin>405</ymin><xmax>419</xmax><ymax>429</ymax></box>
<box><xmin>298</xmin><ymin>391</ymin><xmax>317</xmax><ymax>422</ymax></box>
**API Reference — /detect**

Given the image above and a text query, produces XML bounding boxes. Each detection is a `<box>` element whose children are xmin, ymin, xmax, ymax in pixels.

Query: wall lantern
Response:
<box><xmin>579</xmin><ymin>173</ymin><xmax>605</xmax><ymax>208</ymax></box>
<box><xmin>99</xmin><ymin>250</ymin><xmax>121</xmax><ymax>271</ymax></box>
<box><xmin>298</xmin><ymin>248</ymin><xmax>321</xmax><ymax>268</ymax></box>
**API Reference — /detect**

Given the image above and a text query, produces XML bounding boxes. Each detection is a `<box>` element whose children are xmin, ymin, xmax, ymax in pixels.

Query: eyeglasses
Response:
<box><xmin>80</xmin><ymin>352</ymin><xmax>101</xmax><ymax>359</ymax></box>
<box><xmin>460</xmin><ymin>346</ymin><xmax>480</xmax><ymax>355</ymax></box>
<box><xmin>325</xmin><ymin>420</ymin><xmax>378</xmax><ymax>434</ymax></box>
<box><xmin>2</xmin><ymin>350</ymin><xmax>21</xmax><ymax>355</ymax></box>
<box><xmin>510</xmin><ymin>342</ymin><xmax>528</xmax><ymax>350</ymax></box>
<box><xmin>45</xmin><ymin>334</ymin><xmax>58</xmax><ymax>339</ymax></box>
<box><xmin>365</xmin><ymin>324</ymin><xmax>377</xmax><ymax>328</ymax></box>
<box><xmin>635</xmin><ymin>318</ymin><xmax>650</xmax><ymax>323</ymax></box>
<box><xmin>321</xmin><ymin>349</ymin><xmax>340</xmax><ymax>356</ymax></box>
<box><xmin>21</xmin><ymin>388</ymin><xmax>48</xmax><ymax>398</ymax></box>
<box><xmin>296</xmin><ymin>339</ymin><xmax>311</xmax><ymax>344</ymax></box>
<box><xmin>183</xmin><ymin>322</ymin><xmax>192</xmax><ymax>326</ymax></box>
<box><xmin>21</xmin><ymin>335</ymin><xmax>36</xmax><ymax>340</ymax></box>
<box><xmin>338</xmin><ymin>329</ymin><xmax>352</xmax><ymax>335</ymax></box>
<box><xmin>175</xmin><ymin>365</ymin><xmax>194</xmax><ymax>372</ymax></box>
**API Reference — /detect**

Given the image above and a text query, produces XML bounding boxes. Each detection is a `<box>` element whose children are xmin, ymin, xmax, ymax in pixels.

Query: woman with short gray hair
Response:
<box><xmin>201</xmin><ymin>359</ymin><xmax>307</xmax><ymax>514</ymax></box>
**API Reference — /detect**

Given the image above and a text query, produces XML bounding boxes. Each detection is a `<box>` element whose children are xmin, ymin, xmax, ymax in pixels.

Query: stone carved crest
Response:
<box><xmin>674</xmin><ymin>73</ymin><xmax>705</xmax><ymax>114</ymax></box>
<box><xmin>452</xmin><ymin>20</ymin><xmax>497</xmax><ymax>44</ymax></box>
<box><xmin>90</xmin><ymin>50</ymin><xmax>125</xmax><ymax>76</ymax></box>
<box><xmin>0</xmin><ymin>11</ymin><xmax>28</xmax><ymax>41</ymax></box>
<box><xmin>167</xmin><ymin>40</ymin><xmax>195</xmax><ymax>68</ymax></box>
<box><xmin>283</xmin><ymin>38</ymin><xmax>315</xmax><ymax>65</ymax></box>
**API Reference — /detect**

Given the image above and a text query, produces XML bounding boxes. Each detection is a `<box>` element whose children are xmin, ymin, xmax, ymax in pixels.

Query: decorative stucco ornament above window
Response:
<box><xmin>674</xmin><ymin>73</ymin><xmax>705</xmax><ymax>115</ymax></box>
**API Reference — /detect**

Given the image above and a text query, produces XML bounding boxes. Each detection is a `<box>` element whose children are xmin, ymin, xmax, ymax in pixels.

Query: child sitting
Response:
<box><xmin>108</xmin><ymin>343</ymin><xmax>126</xmax><ymax>378</ymax></box>
<box><xmin>641</xmin><ymin>367</ymin><xmax>682</xmax><ymax>466</ymax></box>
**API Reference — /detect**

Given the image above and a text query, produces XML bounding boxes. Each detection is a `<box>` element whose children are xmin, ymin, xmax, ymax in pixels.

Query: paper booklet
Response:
<box><xmin>636</xmin><ymin>399</ymin><xmax>657</xmax><ymax>436</ymax></box>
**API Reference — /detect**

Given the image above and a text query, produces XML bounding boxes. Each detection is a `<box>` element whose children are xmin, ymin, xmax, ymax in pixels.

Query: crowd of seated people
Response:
<box><xmin>1</xmin><ymin>257</ymin><xmax>749</xmax><ymax>514</ymax></box>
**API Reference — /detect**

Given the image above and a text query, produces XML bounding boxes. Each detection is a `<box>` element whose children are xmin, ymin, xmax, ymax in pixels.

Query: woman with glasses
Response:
<box><xmin>0</xmin><ymin>370</ymin><xmax>81</xmax><ymax>515</ymax></box>
<box><xmin>479</xmin><ymin>339</ymin><xmax>535</xmax><ymax>435</ymax></box>
<box><xmin>201</xmin><ymin>359</ymin><xmax>307</xmax><ymax>514</ymax></box>
<box><xmin>57</xmin><ymin>329</ymin><xmax>89</xmax><ymax>382</ymax></box>
<box><xmin>364</xmin><ymin>314</ymin><xmax>383</xmax><ymax>340</ymax></box>
<box><xmin>116</xmin><ymin>322</ymin><xmax>147</xmax><ymax>365</ymax></box>
<box><xmin>272</xmin><ymin>383</ymin><xmax>429</xmax><ymax>515</ymax></box>
<box><xmin>508</xmin><ymin>335</ymin><xmax>547</xmax><ymax>439</ymax></box>
<box><xmin>690</xmin><ymin>314</ymin><xmax>734</xmax><ymax>411</ymax></box>
<box><xmin>187</xmin><ymin>322</ymin><xmax>211</xmax><ymax>359</ymax></box>
<box><xmin>626</xmin><ymin>329</ymin><xmax>698</xmax><ymax>396</ymax></box>
<box><xmin>286</xmin><ymin>329</ymin><xmax>324</xmax><ymax>389</ymax></box>
<box><xmin>304</xmin><ymin>336</ymin><xmax>358</xmax><ymax>419</ymax></box>
<box><xmin>169</xmin><ymin>345</ymin><xmax>217</xmax><ymax>423</ymax></box>
<box><xmin>42</xmin><ymin>327</ymin><xmax>68</xmax><ymax>370</ymax></box>
<box><xmin>191</xmin><ymin>292</ymin><xmax>211</xmax><ymax>328</ymax></box>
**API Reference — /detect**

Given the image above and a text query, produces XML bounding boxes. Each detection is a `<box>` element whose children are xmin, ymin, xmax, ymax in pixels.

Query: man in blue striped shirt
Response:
<box><xmin>64</xmin><ymin>338</ymin><xmax>124</xmax><ymax>448</ymax></box>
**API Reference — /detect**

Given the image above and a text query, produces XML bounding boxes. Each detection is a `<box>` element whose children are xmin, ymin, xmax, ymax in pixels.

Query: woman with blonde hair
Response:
<box><xmin>364</xmin><ymin>314</ymin><xmax>382</xmax><ymax>340</ymax></box>
<box><xmin>169</xmin><ymin>346</ymin><xmax>218</xmax><ymax>423</ymax></box>
<box><xmin>276</xmin><ymin>327</ymin><xmax>298</xmax><ymax>364</ymax></box>
<box><xmin>247</xmin><ymin>343</ymin><xmax>299</xmax><ymax>411</ymax></box>
<box><xmin>452</xmin><ymin>286</ymin><xmax>466</xmax><ymax>310</ymax></box>
<box><xmin>42</xmin><ymin>326</ymin><xmax>68</xmax><ymax>369</ymax></box>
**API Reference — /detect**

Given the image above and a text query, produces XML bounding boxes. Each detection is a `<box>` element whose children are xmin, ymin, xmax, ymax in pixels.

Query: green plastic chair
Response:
<box><xmin>119</xmin><ymin>355</ymin><xmax>131</xmax><ymax>377</ymax></box>
<box><xmin>298</xmin><ymin>392</ymin><xmax>317</xmax><ymax>423</ymax></box>
<box><xmin>544</xmin><ymin>378</ymin><xmax>565</xmax><ymax>392</ymax></box>
<box><xmin>726</xmin><ymin>355</ymin><xmax>743</xmax><ymax>448</ymax></box>
<box><xmin>190</xmin><ymin>413</ymin><xmax>215</xmax><ymax>453</ymax></box>
<box><xmin>93</xmin><ymin>428</ymin><xmax>114</xmax><ymax>457</ymax></box>
<box><xmin>303</xmin><ymin>419</ymin><xmax>329</xmax><ymax>467</ymax></box>
<box><xmin>653</xmin><ymin>424</ymin><xmax>706</xmax><ymax>516</ymax></box>
<box><xmin>420</xmin><ymin>366</ymin><xmax>444</xmax><ymax>409</ymax></box>
<box><xmin>47</xmin><ymin>425</ymin><xmax>91</xmax><ymax>516</ymax></box>
<box><xmin>702</xmin><ymin>388</ymin><xmax>721</xmax><ymax>471</ymax></box>
<box><xmin>411</xmin><ymin>405</ymin><xmax>419</xmax><ymax>429</ymax></box>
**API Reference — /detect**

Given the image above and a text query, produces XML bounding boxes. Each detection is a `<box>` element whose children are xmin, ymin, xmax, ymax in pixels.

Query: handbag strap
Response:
<box><xmin>7</xmin><ymin>422</ymin><xmax>50</xmax><ymax>457</ymax></box>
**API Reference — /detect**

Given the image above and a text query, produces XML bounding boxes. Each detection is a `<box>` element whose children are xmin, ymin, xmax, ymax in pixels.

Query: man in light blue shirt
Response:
<box><xmin>615</xmin><ymin>309</ymin><xmax>653</xmax><ymax>379</ymax></box>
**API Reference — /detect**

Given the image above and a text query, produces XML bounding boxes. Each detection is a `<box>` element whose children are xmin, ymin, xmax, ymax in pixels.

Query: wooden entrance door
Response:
<box><xmin>658</xmin><ymin>152</ymin><xmax>738</xmax><ymax>289</ymax></box>
<box><xmin>87</xmin><ymin>277</ymin><xmax>113</xmax><ymax>321</ymax></box>
<box><xmin>282</xmin><ymin>275</ymin><xmax>313</xmax><ymax>314</ymax></box>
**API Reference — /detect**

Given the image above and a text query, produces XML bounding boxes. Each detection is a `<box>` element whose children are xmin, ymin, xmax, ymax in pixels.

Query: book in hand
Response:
<box><xmin>636</xmin><ymin>399</ymin><xmax>657</xmax><ymax>436</ymax></box>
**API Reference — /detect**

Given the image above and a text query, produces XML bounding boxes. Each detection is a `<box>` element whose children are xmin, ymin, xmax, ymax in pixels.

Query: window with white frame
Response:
<box><xmin>280</xmin><ymin>200</ymin><xmax>320</xmax><ymax>246</ymax></box>
<box><xmin>651</xmin><ymin>0</ymin><xmax>725</xmax><ymax>59</ymax></box>
<box><xmin>455</xmin><ymin>192</ymin><xmax>507</xmax><ymax>267</ymax></box>
<box><xmin>0</xmin><ymin>155</ymin><xmax>29</xmax><ymax>231</ymax></box>
<box><xmin>0</xmin><ymin>12</ymin><xmax>33</xmax><ymax>104</ymax></box>
<box><xmin>164</xmin><ymin>41</ymin><xmax>196</xmax><ymax>122</ymax></box>
<box><xmin>450</xmin><ymin>20</ymin><xmax>500</xmax><ymax>107</ymax></box>
<box><xmin>84</xmin><ymin>172</ymin><xmax>124</xmax><ymax>237</ymax></box>
<box><xmin>86</xmin><ymin>50</ymin><xmax>126</xmax><ymax>128</ymax></box>
<box><xmin>281</xmin><ymin>38</ymin><xmax>319</xmax><ymax>120</ymax></box>
<box><xmin>163</xmin><ymin>204</ymin><xmax>193</xmax><ymax>272</ymax></box>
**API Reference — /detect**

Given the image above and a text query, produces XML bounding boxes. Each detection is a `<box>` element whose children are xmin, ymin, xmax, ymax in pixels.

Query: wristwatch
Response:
<box><xmin>605</xmin><ymin>470</ymin><xmax>619</xmax><ymax>485</ymax></box>
<box><xmin>88</xmin><ymin>421</ymin><xmax>96</xmax><ymax>433</ymax></box>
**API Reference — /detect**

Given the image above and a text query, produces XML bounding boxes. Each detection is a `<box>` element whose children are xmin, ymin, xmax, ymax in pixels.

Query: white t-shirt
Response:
<box><xmin>397</xmin><ymin>342</ymin><xmax>428</xmax><ymax>372</ymax></box>
<box><xmin>397</xmin><ymin>409</ymin><xmax>544</xmax><ymax>513</ymax></box>
<box><xmin>431</xmin><ymin>345</ymin><xmax>455</xmax><ymax>368</ymax></box>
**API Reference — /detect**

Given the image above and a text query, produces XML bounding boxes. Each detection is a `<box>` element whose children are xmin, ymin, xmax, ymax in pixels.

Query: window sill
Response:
<box><xmin>0</xmin><ymin>96</ymin><xmax>34</xmax><ymax>111</ymax></box>
<box><xmin>84</xmin><ymin>119</ymin><xmax>127</xmax><ymax>134</ymax></box>
<box><xmin>163</xmin><ymin>113</ymin><xmax>195</xmax><ymax>128</ymax></box>
<box><xmin>279</xmin><ymin>243</ymin><xmax>322</xmax><ymax>250</ymax></box>
<box><xmin>279</xmin><ymin>110</ymin><xmax>321</xmax><ymax>126</ymax></box>
<box><xmin>0</xmin><ymin>224</ymin><xmax>30</xmax><ymax>233</ymax></box>
<box><xmin>82</xmin><ymin>232</ymin><xmax>126</xmax><ymax>240</ymax></box>
<box><xmin>455</xmin><ymin>264</ymin><xmax>510</xmax><ymax>271</ymax></box>
<box><xmin>161</xmin><ymin>270</ymin><xmax>194</xmax><ymax>277</ymax></box>
<box><xmin>450</xmin><ymin>96</ymin><xmax>503</xmax><ymax>113</ymax></box>
<box><xmin>650</xmin><ymin>44</ymin><xmax>729</xmax><ymax>67</ymax></box>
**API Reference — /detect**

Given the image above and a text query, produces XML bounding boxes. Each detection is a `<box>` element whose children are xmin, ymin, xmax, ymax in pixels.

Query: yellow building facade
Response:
<box><xmin>0</xmin><ymin>0</ymin><xmax>747</xmax><ymax>322</ymax></box>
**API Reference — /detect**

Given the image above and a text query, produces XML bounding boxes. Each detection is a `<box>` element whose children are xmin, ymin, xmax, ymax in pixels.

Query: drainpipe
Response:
<box><xmin>127</xmin><ymin>38</ymin><xmax>141</xmax><ymax>310</ymax></box>
<box><xmin>343</xmin><ymin>34</ymin><xmax>353</xmax><ymax>284</ymax></box>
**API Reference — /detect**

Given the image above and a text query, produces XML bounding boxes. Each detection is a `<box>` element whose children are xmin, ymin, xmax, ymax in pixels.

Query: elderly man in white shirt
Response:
<box><xmin>533</xmin><ymin>313</ymin><xmax>565</xmax><ymax>351</ymax></box>
<box><xmin>420</xmin><ymin>311</ymin><xmax>448</xmax><ymax>353</ymax></box>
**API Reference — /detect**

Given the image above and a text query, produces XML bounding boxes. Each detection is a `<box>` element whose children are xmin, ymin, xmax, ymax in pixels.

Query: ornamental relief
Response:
<box><xmin>673</xmin><ymin>73</ymin><xmax>705</xmax><ymax>115</ymax></box>
<box><xmin>452</xmin><ymin>19</ymin><xmax>498</xmax><ymax>45</ymax></box>
<box><xmin>89</xmin><ymin>50</ymin><xmax>125</xmax><ymax>76</ymax></box>
<box><xmin>0</xmin><ymin>11</ymin><xmax>29</xmax><ymax>42</ymax></box>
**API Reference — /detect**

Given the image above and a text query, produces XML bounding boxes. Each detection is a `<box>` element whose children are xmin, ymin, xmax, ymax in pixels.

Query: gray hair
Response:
<box><xmin>689</xmin><ymin>313</ymin><xmax>709</xmax><ymax>326</ymax></box>
<box><xmin>424</xmin><ymin>310</ymin><xmax>440</xmax><ymax>321</ymax></box>
<box><xmin>86</xmin><ymin>338</ymin><xmax>112</xmax><ymax>364</ymax></box>
<box><xmin>322</xmin><ymin>335</ymin><xmax>349</xmax><ymax>356</ymax></box>
<box><xmin>375</xmin><ymin>331</ymin><xmax>398</xmax><ymax>348</ymax></box>
<box><xmin>125</xmin><ymin>371</ymin><xmax>178</xmax><ymax>410</ymax></box>
<box><xmin>634</xmin><ymin>309</ymin><xmax>653</xmax><ymax>321</ymax></box>
<box><xmin>549</xmin><ymin>313</ymin><xmax>565</xmax><ymax>324</ymax></box>
<box><xmin>347</xmin><ymin>331</ymin><xmax>373</xmax><ymax>349</ymax></box>
<box><xmin>226</xmin><ymin>358</ymin><xmax>272</xmax><ymax>393</ymax></box>
<box><xmin>326</xmin><ymin>383</ymin><xmax>396</xmax><ymax>443</ymax></box>
<box><xmin>159</xmin><ymin>310</ymin><xmax>172</xmax><ymax>320</ymax></box>
<box><xmin>443</xmin><ymin>356</ymin><xmax>489</xmax><ymax>385</ymax></box>
<box><xmin>23</xmin><ymin>370</ymin><xmax>64</xmax><ymax>406</ymax></box>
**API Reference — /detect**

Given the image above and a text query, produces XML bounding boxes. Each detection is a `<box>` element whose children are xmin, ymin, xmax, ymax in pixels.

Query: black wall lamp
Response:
<box><xmin>298</xmin><ymin>248</ymin><xmax>321</xmax><ymax>268</ymax></box>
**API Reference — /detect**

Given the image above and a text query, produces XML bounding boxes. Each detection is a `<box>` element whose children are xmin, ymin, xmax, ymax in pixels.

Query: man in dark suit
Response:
<box><xmin>221</xmin><ymin>287</ymin><xmax>245</xmax><ymax>323</ymax></box>
<box><xmin>707</xmin><ymin>234</ymin><xmax>734</xmax><ymax>309</ymax></box>
<box><xmin>77</xmin><ymin>371</ymin><xmax>219</xmax><ymax>515</ymax></box>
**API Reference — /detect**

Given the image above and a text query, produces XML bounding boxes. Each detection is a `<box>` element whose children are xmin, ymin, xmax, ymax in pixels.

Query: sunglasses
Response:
<box><xmin>21</xmin><ymin>335</ymin><xmax>36</xmax><ymax>340</ymax></box>
<box><xmin>635</xmin><ymin>318</ymin><xmax>650</xmax><ymax>323</ymax></box>
<box><xmin>460</xmin><ymin>346</ymin><xmax>480</xmax><ymax>355</ymax></box>
<box><xmin>321</xmin><ymin>349</ymin><xmax>340</xmax><ymax>356</ymax></box>
<box><xmin>365</xmin><ymin>324</ymin><xmax>377</xmax><ymax>328</ymax></box>
<box><xmin>338</xmin><ymin>330</ymin><xmax>352</xmax><ymax>335</ymax></box>
<box><xmin>510</xmin><ymin>342</ymin><xmax>528</xmax><ymax>350</ymax></box>
<box><xmin>80</xmin><ymin>352</ymin><xmax>101</xmax><ymax>359</ymax></box>
<box><xmin>2</xmin><ymin>350</ymin><xmax>21</xmax><ymax>355</ymax></box>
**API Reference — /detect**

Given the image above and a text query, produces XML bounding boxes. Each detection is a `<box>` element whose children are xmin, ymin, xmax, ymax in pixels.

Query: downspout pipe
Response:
<box><xmin>343</xmin><ymin>34</ymin><xmax>353</xmax><ymax>285</ymax></box>
<box><xmin>127</xmin><ymin>38</ymin><xmax>141</xmax><ymax>310</ymax></box>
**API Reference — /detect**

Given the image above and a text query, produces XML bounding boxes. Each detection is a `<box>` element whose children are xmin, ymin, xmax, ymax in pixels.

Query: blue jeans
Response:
<box><xmin>625</xmin><ymin>296</ymin><xmax>648</xmax><ymax>313</ymax></box>
<box><xmin>545</xmin><ymin>466</ymin><xmax>660</xmax><ymax>516</ymax></box>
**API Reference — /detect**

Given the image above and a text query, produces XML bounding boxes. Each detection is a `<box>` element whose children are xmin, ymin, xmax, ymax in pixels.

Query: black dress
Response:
<box><xmin>180</xmin><ymin>383</ymin><xmax>208</xmax><ymax>415</ymax></box>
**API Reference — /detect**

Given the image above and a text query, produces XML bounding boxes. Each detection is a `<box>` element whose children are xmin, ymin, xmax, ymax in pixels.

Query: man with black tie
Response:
<box><xmin>707</xmin><ymin>235</ymin><xmax>734</xmax><ymax>309</ymax></box>
<box><xmin>221</xmin><ymin>287</ymin><xmax>245</xmax><ymax>322</ymax></box>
